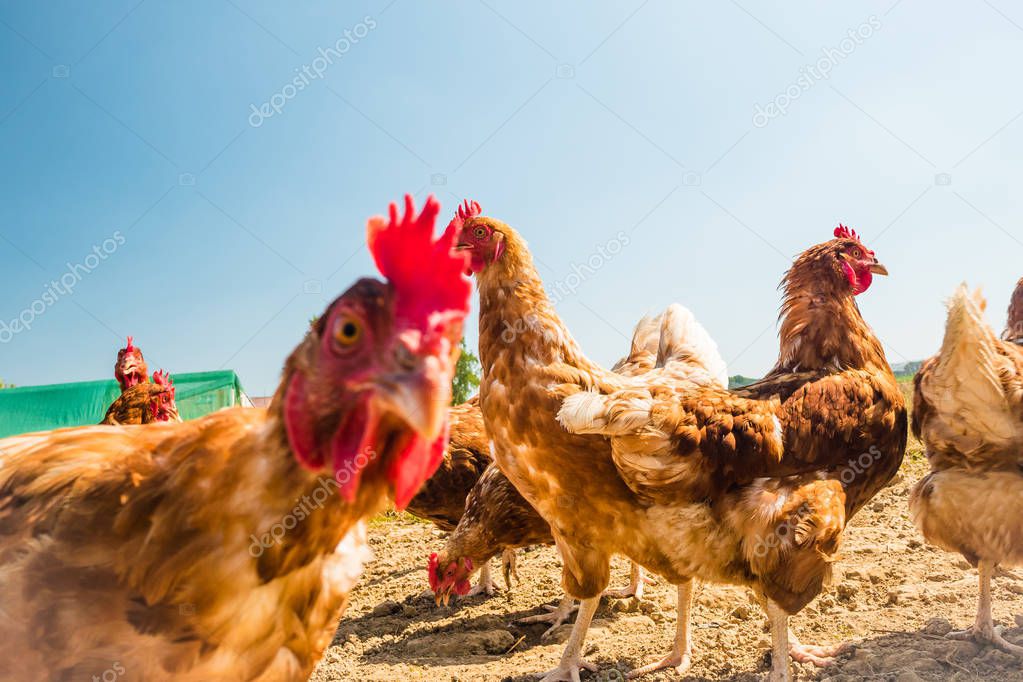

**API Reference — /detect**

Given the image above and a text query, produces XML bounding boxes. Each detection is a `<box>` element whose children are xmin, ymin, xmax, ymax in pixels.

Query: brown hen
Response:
<box><xmin>910</xmin><ymin>282</ymin><xmax>1023</xmax><ymax>657</ymax></box>
<box><xmin>455</xmin><ymin>204</ymin><xmax>906</xmax><ymax>682</ymax></box>
<box><xmin>0</xmin><ymin>195</ymin><xmax>470</xmax><ymax>682</ymax></box>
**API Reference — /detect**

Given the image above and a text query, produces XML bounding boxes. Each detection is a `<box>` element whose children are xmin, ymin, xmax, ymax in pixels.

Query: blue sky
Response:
<box><xmin>1</xmin><ymin>1</ymin><xmax>1021</xmax><ymax>397</ymax></box>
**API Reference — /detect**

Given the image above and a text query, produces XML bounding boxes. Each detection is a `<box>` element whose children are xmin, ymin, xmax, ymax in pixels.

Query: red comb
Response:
<box><xmin>124</xmin><ymin>336</ymin><xmax>136</xmax><ymax>352</ymax></box>
<box><xmin>447</xmin><ymin>199</ymin><xmax>482</xmax><ymax>232</ymax></box>
<box><xmin>428</xmin><ymin>553</ymin><xmax>440</xmax><ymax>591</ymax></box>
<box><xmin>152</xmin><ymin>370</ymin><xmax>174</xmax><ymax>392</ymax></box>
<box><xmin>834</xmin><ymin>224</ymin><xmax>862</xmax><ymax>242</ymax></box>
<box><xmin>367</xmin><ymin>194</ymin><xmax>471</xmax><ymax>336</ymax></box>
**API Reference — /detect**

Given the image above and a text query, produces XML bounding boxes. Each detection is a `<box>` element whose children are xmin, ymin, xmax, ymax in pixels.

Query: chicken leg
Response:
<box><xmin>502</xmin><ymin>548</ymin><xmax>519</xmax><ymax>589</ymax></box>
<box><xmin>627</xmin><ymin>579</ymin><xmax>693</xmax><ymax>678</ymax></box>
<box><xmin>602</xmin><ymin>562</ymin><xmax>655</xmax><ymax>600</ymax></box>
<box><xmin>465</xmin><ymin>561</ymin><xmax>496</xmax><ymax>598</ymax></box>
<box><xmin>947</xmin><ymin>560</ymin><xmax>1023</xmax><ymax>656</ymax></box>
<box><xmin>535</xmin><ymin>596</ymin><xmax>599</xmax><ymax>682</ymax></box>
<box><xmin>757</xmin><ymin>591</ymin><xmax>845</xmax><ymax>668</ymax></box>
<box><xmin>765</xmin><ymin>599</ymin><xmax>792</xmax><ymax>682</ymax></box>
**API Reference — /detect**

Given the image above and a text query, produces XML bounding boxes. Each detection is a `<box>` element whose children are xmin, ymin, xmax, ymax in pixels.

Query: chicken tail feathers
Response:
<box><xmin>656</xmin><ymin>304</ymin><xmax>728</xmax><ymax>389</ymax></box>
<box><xmin>611</xmin><ymin>312</ymin><xmax>664</xmax><ymax>376</ymax></box>
<box><xmin>920</xmin><ymin>284</ymin><xmax>1018</xmax><ymax>454</ymax></box>
<box><xmin>557</xmin><ymin>390</ymin><xmax>653</xmax><ymax>437</ymax></box>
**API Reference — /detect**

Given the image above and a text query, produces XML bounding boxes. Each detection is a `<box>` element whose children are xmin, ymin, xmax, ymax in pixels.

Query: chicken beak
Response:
<box><xmin>868</xmin><ymin>261</ymin><xmax>888</xmax><ymax>276</ymax></box>
<box><xmin>374</xmin><ymin>354</ymin><xmax>448</xmax><ymax>441</ymax></box>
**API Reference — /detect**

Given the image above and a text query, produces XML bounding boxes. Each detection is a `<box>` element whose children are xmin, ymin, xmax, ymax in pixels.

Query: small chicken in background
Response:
<box><xmin>114</xmin><ymin>335</ymin><xmax>148</xmax><ymax>390</ymax></box>
<box><xmin>0</xmin><ymin>194</ymin><xmax>471</xmax><ymax>682</ymax></box>
<box><xmin>101</xmin><ymin>366</ymin><xmax>181</xmax><ymax>425</ymax></box>
<box><xmin>911</xmin><ymin>282</ymin><xmax>1023</xmax><ymax>657</ymax></box>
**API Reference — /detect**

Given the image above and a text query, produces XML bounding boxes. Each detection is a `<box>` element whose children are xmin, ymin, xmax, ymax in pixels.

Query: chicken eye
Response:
<box><xmin>333</xmin><ymin>316</ymin><xmax>362</xmax><ymax>348</ymax></box>
<box><xmin>851</xmin><ymin>248</ymin><xmax>861</xmax><ymax>258</ymax></box>
<box><xmin>473</xmin><ymin>226</ymin><xmax>488</xmax><ymax>240</ymax></box>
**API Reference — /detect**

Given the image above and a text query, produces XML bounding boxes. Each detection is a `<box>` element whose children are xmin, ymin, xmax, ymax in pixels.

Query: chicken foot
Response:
<box><xmin>517</xmin><ymin>594</ymin><xmax>579</xmax><ymax>639</ymax></box>
<box><xmin>627</xmin><ymin>579</ymin><xmax>694</xmax><ymax>678</ymax></box>
<box><xmin>757</xmin><ymin>591</ymin><xmax>845</xmax><ymax>669</ymax></box>
<box><xmin>602</xmin><ymin>562</ymin><xmax>656</xmax><ymax>600</ymax></box>
<box><xmin>947</xmin><ymin>560</ymin><xmax>1023</xmax><ymax>657</ymax></box>
<box><xmin>535</xmin><ymin>596</ymin><xmax>599</xmax><ymax>682</ymax></box>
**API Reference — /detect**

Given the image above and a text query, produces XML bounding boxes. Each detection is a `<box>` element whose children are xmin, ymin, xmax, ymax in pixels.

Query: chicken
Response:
<box><xmin>910</xmin><ymin>282</ymin><xmax>1023</xmax><ymax>657</ymax></box>
<box><xmin>406</xmin><ymin>396</ymin><xmax>490</xmax><ymax>533</ymax></box>
<box><xmin>428</xmin><ymin>306</ymin><xmax>727</xmax><ymax>622</ymax></box>
<box><xmin>101</xmin><ymin>368</ymin><xmax>181</xmax><ymax>425</ymax></box>
<box><xmin>1002</xmin><ymin>276</ymin><xmax>1023</xmax><ymax>344</ymax></box>
<box><xmin>405</xmin><ymin>395</ymin><xmax>505</xmax><ymax>596</ymax></box>
<box><xmin>0</xmin><ymin>194</ymin><xmax>471</xmax><ymax>682</ymax></box>
<box><xmin>114</xmin><ymin>335</ymin><xmax>148</xmax><ymax>390</ymax></box>
<box><xmin>456</xmin><ymin>204</ymin><xmax>906</xmax><ymax>681</ymax></box>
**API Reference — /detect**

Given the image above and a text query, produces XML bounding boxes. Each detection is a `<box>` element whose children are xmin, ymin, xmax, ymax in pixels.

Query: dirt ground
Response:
<box><xmin>310</xmin><ymin>433</ymin><xmax>1023</xmax><ymax>681</ymax></box>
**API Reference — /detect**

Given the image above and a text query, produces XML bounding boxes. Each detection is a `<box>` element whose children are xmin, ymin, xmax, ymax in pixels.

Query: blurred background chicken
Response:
<box><xmin>101</xmin><ymin>365</ymin><xmax>181</xmax><ymax>425</ymax></box>
<box><xmin>0</xmin><ymin>195</ymin><xmax>470</xmax><ymax>682</ymax></box>
<box><xmin>113</xmin><ymin>335</ymin><xmax>148</xmax><ymax>390</ymax></box>
<box><xmin>910</xmin><ymin>282</ymin><xmax>1023</xmax><ymax>657</ymax></box>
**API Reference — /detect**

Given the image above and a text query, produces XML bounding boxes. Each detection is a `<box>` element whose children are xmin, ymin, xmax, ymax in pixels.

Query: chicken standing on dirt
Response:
<box><xmin>428</xmin><ymin>306</ymin><xmax>727</xmax><ymax>627</ymax></box>
<box><xmin>456</xmin><ymin>203</ymin><xmax>906</xmax><ymax>682</ymax></box>
<box><xmin>910</xmin><ymin>281</ymin><xmax>1023</xmax><ymax>657</ymax></box>
<box><xmin>0</xmin><ymin>195</ymin><xmax>471</xmax><ymax>681</ymax></box>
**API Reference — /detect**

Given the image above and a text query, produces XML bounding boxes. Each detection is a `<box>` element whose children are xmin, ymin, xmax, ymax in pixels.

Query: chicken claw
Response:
<box><xmin>535</xmin><ymin>658</ymin><xmax>598</xmax><ymax>682</ymax></box>
<box><xmin>945</xmin><ymin>561</ymin><xmax>1023</xmax><ymax>657</ymax></box>
<box><xmin>787</xmin><ymin>632</ymin><xmax>849</xmax><ymax>668</ymax></box>
<box><xmin>602</xmin><ymin>562</ymin><xmax>655</xmax><ymax>600</ymax></box>
<box><xmin>947</xmin><ymin>624</ymin><xmax>1023</xmax><ymax>656</ymax></box>
<box><xmin>516</xmin><ymin>595</ymin><xmax>578</xmax><ymax>639</ymax></box>
<box><xmin>627</xmin><ymin>581</ymin><xmax>694</xmax><ymax>679</ymax></box>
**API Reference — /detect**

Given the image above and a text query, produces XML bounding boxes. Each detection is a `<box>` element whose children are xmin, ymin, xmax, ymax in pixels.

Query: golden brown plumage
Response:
<box><xmin>429</xmin><ymin>308</ymin><xmax>724</xmax><ymax>612</ymax></box>
<box><xmin>405</xmin><ymin>396</ymin><xmax>490</xmax><ymax>531</ymax></box>
<box><xmin>0</xmin><ymin>195</ymin><xmax>471</xmax><ymax>681</ymax></box>
<box><xmin>910</xmin><ymin>283</ymin><xmax>1023</xmax><ymax>656</ymax></box>
<box><xmin>100</xmin><ymin>377</ymin><xmax>181</xmax><ymax>425</ymax></box>
<box><xmin>456</xmin><ymin>212</ymin><xmax>906</xmax><ymax>680</ymax></box>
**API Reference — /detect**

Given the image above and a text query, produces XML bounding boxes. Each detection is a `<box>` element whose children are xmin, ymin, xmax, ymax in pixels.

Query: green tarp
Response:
<box><xmin>0</xmin><ymin>370</ymin><xmax>250</xmax><ymax>439</ymax></box>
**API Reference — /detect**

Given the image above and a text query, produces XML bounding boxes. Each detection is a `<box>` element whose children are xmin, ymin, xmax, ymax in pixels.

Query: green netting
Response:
<box><xmin>0</xmin><ymin>370</ymin><xmax>249</xmax><ymax>438</ymax></box>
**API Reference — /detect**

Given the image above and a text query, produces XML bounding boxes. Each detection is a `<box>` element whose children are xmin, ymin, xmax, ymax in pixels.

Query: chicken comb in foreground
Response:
<box><xmin>124</xmin><ymin>335</ymin><xmax>136</xmax><ymax>352</ymax></box>
<box><xmin>834</xmin><ymin>224</ymin><xmax>862</xmax><ymax>243</ymax></box>
<box><xmin>367</xmin><ymin>194</ymin><xmax>472</xmax><ymax>337</ymax></box>
<box><xmin>448</xmin><ymin>199</ymin><xmax>482</xmax><ymax>230</ymax></box>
